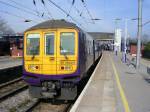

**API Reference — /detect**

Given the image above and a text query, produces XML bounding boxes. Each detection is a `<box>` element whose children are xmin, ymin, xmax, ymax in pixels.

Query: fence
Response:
<box><xmin>127</xmin><ymin>56</ymin><xmax>150</xmax><ymax>80</ymax></box>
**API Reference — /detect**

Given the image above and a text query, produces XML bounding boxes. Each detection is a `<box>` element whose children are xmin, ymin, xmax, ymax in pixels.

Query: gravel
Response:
<box><xmin>32</xmin><ymin>103</ymin><xmax>68</xmax><ymax>112</ymax></box>
<box><xmin>0</xmin><ymin>89</ymin><xmax>31</xmax><ymax>112</ymax></box>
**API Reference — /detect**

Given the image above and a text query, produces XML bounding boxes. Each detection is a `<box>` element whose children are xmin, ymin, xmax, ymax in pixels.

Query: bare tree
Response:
<box><xmin>0</xmin><ymin>17</ymin><xmax>14</xmax><ymax>35</ymax></box>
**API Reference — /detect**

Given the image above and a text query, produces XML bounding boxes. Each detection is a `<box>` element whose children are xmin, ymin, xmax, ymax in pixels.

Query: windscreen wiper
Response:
<box><xmin>31</xmin><ymin>54</ymin><xmax>35</xmax><ymax>60</ymax></box>
<box><xmin>60</xmin><ymin>46</ymin><xmax>68</xmax><ymax>59</ymax></box>
<box><xmin>31</xmin><ymin>51</ymin><xmax>37</xmax><ymax>60</ymax></box>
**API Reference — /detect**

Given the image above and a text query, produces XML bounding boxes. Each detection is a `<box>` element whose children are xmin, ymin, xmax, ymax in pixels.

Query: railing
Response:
<box><xmin>147</xmin><ymin>66</ymin><xmax>150</xmax><ymax>75</ymax></box>
<box><xmin>139</xmin><ymin>64</ymin><xmax>150</xmax><ymax>80</ymax></box>
<box><xmin>126</xmin><ymin>56</ymin><xmax>150</xmax><ymax>80</ymax></box>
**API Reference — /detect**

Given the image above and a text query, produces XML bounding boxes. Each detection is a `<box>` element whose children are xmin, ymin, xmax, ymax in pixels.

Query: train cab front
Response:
<box><xmin>23</xmin><ymin>28</ymin><xmax>79</xmax><ymax>100</ymax></box>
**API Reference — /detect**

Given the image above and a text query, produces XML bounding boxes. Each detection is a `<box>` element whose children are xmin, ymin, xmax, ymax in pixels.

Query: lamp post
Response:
<box><xmin>136</xmin><ymin>0</ymin><xmax>142</xmax><ymax>69</ymax></box>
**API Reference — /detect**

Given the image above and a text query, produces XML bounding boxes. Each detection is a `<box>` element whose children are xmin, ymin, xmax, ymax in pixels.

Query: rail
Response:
<box><xmin>23</xmin><ymin>100</ymin><xmax>71</xmax><ymax>112</ymax></box>
<box><xmin>0</xmin><ymin>77</ymin><xmax>22</xmax><ymax>88</ymax></box>
<box><xmin>0</xmin><ymin>78</ymin><xmax>28</xmax><ymax>102</ymax></box>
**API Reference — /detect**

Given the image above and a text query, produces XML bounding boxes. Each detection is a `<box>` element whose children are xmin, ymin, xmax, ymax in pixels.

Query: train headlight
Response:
<box><xmin>60</xmin><ymin>60</ymin><xmax>75</xmax><ymax>71</ymax></box>
<box><xmin>65</xmin><ymin>66</ymin><xmax>72</xmax><ymax>70</ymax></box>
<box><xmin>60</xmin><ymin>66</ymin><xmax>72</xmax><ymax>70</ymax></box>
<box><xmin>28</xmin><ymin>65</ymin><xmax>40</xmax><ymax>70</ymax></box>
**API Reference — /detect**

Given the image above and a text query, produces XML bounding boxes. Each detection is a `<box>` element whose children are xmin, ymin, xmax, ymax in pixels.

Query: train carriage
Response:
<box><xmin>23</xmin><ymin>19</ymin><xmax>101</xmax><ymax>100</ymax></box>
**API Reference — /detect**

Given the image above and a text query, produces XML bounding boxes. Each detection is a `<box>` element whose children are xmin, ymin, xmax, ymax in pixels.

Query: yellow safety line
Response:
<box><xmin>110</xmin><ymin>55</ymin><xmax>131</xmax><ymax>112</ymax></box>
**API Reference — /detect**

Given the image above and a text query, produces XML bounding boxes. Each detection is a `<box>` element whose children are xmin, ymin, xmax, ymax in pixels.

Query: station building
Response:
<box><xmin>0</xmin><ymin>34</ymin><xmax>23</xmax><ymax>57</ymax></box>
<box><xmin>88</xmin><ymin>32</ymin><xmax>115</xmax><ymax>51</ymax></box>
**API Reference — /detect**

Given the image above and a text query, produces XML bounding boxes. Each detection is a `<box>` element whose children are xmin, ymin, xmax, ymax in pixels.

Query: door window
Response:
<box><xmin>45</xmin><ymin>33</ymin><xmax>54</xmax><ymax>55</ymax></box>
<box><xmin>26</xmin><ymin>34</ymin><xmax>40</xmax><ymax>55</ymax></box>
<box><xmin>60</xmin><ymin>32</ymin><xmax>75</xmax><ymax>55</ymax></box>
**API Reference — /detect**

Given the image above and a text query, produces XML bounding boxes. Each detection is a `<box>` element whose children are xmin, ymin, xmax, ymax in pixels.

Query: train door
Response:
<box><xmin>24</xmin><ymin>33</ymin><xmax>42</xmax><ymax>74</ymax></box>
<box><xmin>42</xmin><ymin>31</ymin><xmax>57</xmax><ymax>75</ymax></box>
<box><xmin>57</xmin><ymin>29</ymin><xmax>78</xmax><ymax>75</ymax></box>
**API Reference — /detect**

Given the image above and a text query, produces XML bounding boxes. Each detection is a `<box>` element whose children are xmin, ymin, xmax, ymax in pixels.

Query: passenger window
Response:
<box><xmin>26</xmin><ymin>34</ymin><xmax>40</xmax><ymax>55</ymax></box>
<box><xmin>60</xmin><ymin>32</ymin><xmax>75</xmax><ymax>55</ymax></box>
<box><xmin>45</xmin><ymin>33</ymin><xmax>54</xmax><ymax>55</ymax></box>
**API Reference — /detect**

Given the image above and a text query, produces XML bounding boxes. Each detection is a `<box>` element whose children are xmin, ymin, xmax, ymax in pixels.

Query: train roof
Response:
<box><xmin>26</xmin><ymin>19</ymin><xmax>81</xmax><ymax>31</ymax></box>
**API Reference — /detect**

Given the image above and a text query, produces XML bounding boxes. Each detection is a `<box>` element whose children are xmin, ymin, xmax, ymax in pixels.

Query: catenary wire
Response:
<box><xmin>0</xmin><ymin>0</ymin><xmax>45</xmax><ymax>20</ymax></box>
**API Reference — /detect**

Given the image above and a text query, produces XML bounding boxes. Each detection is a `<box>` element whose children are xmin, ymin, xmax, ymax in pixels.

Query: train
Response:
<box><xmin>23</xmin><ymin>19</ymin><xmax>101</xmax><ymax>100</ymax></box>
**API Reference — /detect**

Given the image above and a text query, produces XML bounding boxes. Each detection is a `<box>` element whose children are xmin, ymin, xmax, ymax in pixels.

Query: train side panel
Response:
<box><xmin>78</xmin><ymin>32</ymin><xmax>101</xmax><ymax>78</ymax></box>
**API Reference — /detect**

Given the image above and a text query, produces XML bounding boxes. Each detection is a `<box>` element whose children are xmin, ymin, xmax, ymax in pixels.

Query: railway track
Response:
<box><xmin>0</xmin><ymin>77</ymin><xmax>28</xmax><ymax>101</ymax></box>
<box><xmin>23</xmin><ymin>100</ymin><xmax>71</xmax><ymax>112</ymax></box>
<box><xmin>0</xmin><ymin>72</ymin><xmax>74</xmax><ymax>112</ymax></box>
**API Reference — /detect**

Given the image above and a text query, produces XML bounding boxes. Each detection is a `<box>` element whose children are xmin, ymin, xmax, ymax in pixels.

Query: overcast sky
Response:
<box><xmin>0</xmin><ymin>0</ymin><xmax>150</xmax><ymax>38</ymax></box>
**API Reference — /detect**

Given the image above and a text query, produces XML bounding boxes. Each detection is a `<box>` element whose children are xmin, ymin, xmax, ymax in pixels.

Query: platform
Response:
<box><xmin>70</xmin><ymin>52</ymin><xmax>116</xmax><ymax>112</ymax></box>
<box><xmin>70</xmin><ymin>51</ymin><xmax>150</xmax><ymax>112</ymax></box>
<box><xmin>0</xmin><ymin>56</ymin><xmax>22</xmax><ymax>70</ymax></box>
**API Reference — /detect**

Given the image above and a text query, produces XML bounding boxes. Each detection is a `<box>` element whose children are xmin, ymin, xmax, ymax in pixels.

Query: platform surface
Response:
<box><xmin>0</xmin><ymin>56</ymin><xmax>22</xmax><ymax>70</ymax></box>
<box><xmin>70</xmin><ymin>51</ymin><xmax>150</xmax><ymax>112</ymax></box>
<box><xmin>113</xmin><ymin>53</ymin><xmax>150</xmax><ymax>112</ymax></box>
<box><xmin>70</xmin><ymin>52</ymin><xmax>117</xmax><ymax>112</ymax></box>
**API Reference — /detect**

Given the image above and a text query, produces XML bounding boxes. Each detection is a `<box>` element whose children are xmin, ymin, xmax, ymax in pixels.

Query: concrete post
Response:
<box><xmin>136</xmin><ymin>0</ymin><xmax>142</xmax><ymax>69</ymax></box>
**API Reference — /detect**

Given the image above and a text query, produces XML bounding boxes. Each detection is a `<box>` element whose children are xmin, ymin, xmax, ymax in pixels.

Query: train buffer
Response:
<box><xmin>70</xmin><ymin>51</ymin><xmax>150</xmax><ymax>112</ymax></box>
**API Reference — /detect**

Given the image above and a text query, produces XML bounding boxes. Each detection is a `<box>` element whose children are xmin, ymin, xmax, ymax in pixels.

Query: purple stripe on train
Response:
<box><xmin>23</xmin><ymin>67</ymin><xmax>81</xmax><ymax>86</ymax></box>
